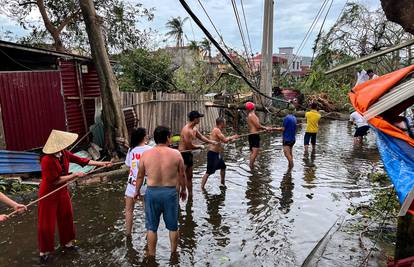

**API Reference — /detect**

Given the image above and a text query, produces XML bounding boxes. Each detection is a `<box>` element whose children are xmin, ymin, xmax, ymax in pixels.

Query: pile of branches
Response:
<box><xmin>307</xmin><ymin>93</ymin><xmax>337</xmax><ymax>112</ymax></box>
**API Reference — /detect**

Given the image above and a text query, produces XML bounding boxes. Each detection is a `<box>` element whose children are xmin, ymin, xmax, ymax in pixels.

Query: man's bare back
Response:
<box><xmin>139</xmin><ymin>146</ymin><xmax>184</xmax><ymax>187</ymax></box>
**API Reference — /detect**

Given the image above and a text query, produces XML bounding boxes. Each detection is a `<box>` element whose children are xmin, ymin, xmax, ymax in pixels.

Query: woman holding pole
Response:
<box><xmin>38</xmin><ymin>130</ymin><xmax>112</xmax><ymax>263</ymax></box>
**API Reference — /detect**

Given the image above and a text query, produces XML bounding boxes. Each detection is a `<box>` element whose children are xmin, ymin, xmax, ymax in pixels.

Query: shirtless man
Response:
<box><xmin>178</xmin><ymin>110</ymin><xmax>216</xmax><ymax>196</ymax></box>
<box><xmin>135</xmin><ymin>126</ymin><xmax>186</xmax><ymax>257</ymax></box>
<box><xmin>246</xmin><ymin>102</ymin><xmax>272</xmax><ymax>169</ymax></box>
<box><xmin>201</xmin><ymin>118</ymin><xmax>239</xmax><ymax>189</ymax></box>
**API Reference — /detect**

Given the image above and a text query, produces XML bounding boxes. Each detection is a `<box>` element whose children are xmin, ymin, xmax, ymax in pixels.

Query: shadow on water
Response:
<box><xmin>0</xmin><ymin>120</ymin><xmax>384</xmax><ymax>266</ymax></box>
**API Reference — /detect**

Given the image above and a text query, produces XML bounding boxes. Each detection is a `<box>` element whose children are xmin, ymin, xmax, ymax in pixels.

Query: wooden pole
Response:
<box><xmin>6</xmin><ymin>161</ymin><xmax>124</xmax><ymax>218</ymax></box>
<box><xmin>325</xmin><ymin>39</ymin><xmax>414</xmax><ymax>75</ymax></box>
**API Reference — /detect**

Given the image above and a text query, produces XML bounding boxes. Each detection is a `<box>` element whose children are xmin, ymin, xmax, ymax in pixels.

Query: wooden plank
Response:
<box><xmin>0</xmin><ymin>106</ymin><xmax>6</xmax><ymax>149</ymax></box>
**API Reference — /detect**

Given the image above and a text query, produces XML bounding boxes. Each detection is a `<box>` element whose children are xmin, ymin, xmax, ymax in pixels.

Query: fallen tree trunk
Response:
<box><xmin>205</xmin><ymin>101</ymin><xmax>284</xmax><ymax>113</ymax></box>
<box><xmin>79</xmin><ymin>0</ymin><xmax>129</xmax><ymax>157</ymax></box>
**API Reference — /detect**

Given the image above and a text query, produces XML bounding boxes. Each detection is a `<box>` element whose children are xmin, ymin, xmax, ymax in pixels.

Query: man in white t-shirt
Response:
<box><xmin>124</xmin><ymin>128</ymin><xmax>152</xmax><ymax>236</ymax></box>
<box><xmin>349</xmin><ymin>111</ymin><xmax>370</xmax><ymax>144</ymax></box>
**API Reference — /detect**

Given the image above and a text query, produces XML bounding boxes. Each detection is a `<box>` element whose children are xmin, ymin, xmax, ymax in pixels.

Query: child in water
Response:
<box><xmin>124</xmin><ymin>128</ymin><xmax>152</xmax><ymax>236</ymax></box>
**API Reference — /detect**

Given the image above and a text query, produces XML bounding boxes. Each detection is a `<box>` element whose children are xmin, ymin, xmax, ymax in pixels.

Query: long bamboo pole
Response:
<box><xmin>325</xmin><ymin>39</ymin><xmax>414</xmax><ymax>75</ymax></box>
<box><xmin>6</xmin><ymin>161</ymin><xmax>124</xmax><ymax>218</ymax></box>
<box><xmin>178</xmin><ymin>129</ymin><xmax>276</xmax><ymax>153</ymax></box>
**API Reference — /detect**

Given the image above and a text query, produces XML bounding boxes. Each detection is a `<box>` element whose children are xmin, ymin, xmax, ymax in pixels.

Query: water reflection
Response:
<box><xmin>303</xmin><ymin>151</ymin><xmax>317</xmax><ymax>186</ymax></box>
<box><xmin>202</xmin><ymin>187</ymin><xmax>229</xmax><ymax>247</ymax></box>
<box><xmin>178</xmin><ymin>199</ymin><xmax>197</xmax><ymax>265</ymax></box>
<box><xmin>279</xmin><ymin>168</ymin><xmax>294</xmax><ymax>213</ymax></box>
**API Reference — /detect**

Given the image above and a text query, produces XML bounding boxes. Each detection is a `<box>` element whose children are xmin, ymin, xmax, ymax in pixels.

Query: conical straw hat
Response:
<box><xmin>42</xmin><ymin>130</ymin><xmax>78</xmax><ymax>154</ymax></box>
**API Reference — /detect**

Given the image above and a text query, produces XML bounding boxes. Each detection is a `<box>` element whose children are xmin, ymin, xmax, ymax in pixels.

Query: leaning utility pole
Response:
<box><xmin>259</xmin><ymin>0</ymin><xmax>274</xmax><ymax>106</ymax></box>
<box><xmin>79</xmin><ymin>0</ymin><xmax>129</xmax><ymax>157</ymax></box>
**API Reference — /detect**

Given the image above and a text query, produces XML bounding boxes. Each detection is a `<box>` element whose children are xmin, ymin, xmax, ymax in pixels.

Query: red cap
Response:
<box><xmin>245</xmin><ymin>101</ymin><xmax>255</xmax><ymax>111</ymax></box>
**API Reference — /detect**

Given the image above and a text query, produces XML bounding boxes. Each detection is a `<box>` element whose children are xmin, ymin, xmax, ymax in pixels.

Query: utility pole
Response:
<box><xmin>259</xmin><ymin>0</ymin><xmax>274</xmax><ymax>107</ymax></box>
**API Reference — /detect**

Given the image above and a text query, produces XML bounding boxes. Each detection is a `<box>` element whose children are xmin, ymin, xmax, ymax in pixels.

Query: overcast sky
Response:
<box><xmin>0</xmin><ymin>0</ymin><xmax>381</xmax><ymax>56</ymax></box>
<box><xmin>138</xmin><ymin>0</ymin><xmax>381</xmax><ymax>56</ymax></box>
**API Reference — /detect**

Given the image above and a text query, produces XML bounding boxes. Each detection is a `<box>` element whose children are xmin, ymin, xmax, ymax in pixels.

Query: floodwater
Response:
<box><xmin>0</xmin><ymin>120</ymin><xmax>383</xmax><ymax>266</ymax></box>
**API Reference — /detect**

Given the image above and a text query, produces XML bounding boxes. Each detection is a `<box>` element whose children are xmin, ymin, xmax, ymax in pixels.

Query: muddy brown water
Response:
<box><xmin>0</xmin><ymin>120</ymin><xmax>383</xmax><ymax>266</ymax></box>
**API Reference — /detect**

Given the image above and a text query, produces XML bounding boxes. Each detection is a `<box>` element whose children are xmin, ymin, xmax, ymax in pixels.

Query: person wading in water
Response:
<box><xmin>246</xmin><ymin>102</ymin><xmax>272</xmax><ymax>170</ymax></box>
<box><xmin>201</xmin><ymin>117</ymin><xmax>239</xmax><ymax>189</ymax></box>
<box><xmin>178</xmin><ymin>111</ymin><xmax>217</xmax><ymax>197</ymax></box>
<box><xmin>38</xmin><ymin>130</ymin><xmax>112</xmax><ymax>263</ymax></box>
<box><xmin>135</xmin><ymin>126</ymin><xmax>187</xmax><ymax>257</ymax></box>
<box><xmin>124</xmin><ymin>128</ymin><xmax>152</xmax><ymax>236</ymax></box>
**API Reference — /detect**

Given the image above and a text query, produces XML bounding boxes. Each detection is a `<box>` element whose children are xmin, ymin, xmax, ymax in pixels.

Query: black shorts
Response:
<box><xmin>248</xmin><ymin>134</ymin><xmax>261</xmax><ymax>150</ymax></box>
<box><xmin>283</xmin><ymin>140</ymin><xmax>296</xmax><ymax>147</ymax></box>
<box><xmin>206</xmin><ymin>151</ymin><xmax>226</xmax><ymax>175</ymax></box>
<box><xmin>354</xmin><ymin>125</ymin><xmax>370</xmax><ymax>137</ymax></box>
<box><xmin>181</xmin><ymin>151</ymin><xmax>193</xmax><ymax>167</ymax></box>
<box><xmin>304</xmin><ymin>132</ymin><xmax>317</xmax><ymax>145</ymax></box>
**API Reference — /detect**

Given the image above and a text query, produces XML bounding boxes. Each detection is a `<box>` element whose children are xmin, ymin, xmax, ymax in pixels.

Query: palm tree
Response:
<box><xmin>165</xmin><ymin>16</ymin><xmax>189</xmax><ymax>47</ymax></box>
<box><xmin>188</xmin><ymin>40</ymin><xmax>199</xmax><ymax>51</ymax></box>
<box><xmin>200</xmin><ymin>37</ymin><xmax>212</xmax><ymax>60</ymax></box>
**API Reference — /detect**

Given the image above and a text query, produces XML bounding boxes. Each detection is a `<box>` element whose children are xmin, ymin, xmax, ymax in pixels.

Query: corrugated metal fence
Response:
<box><xmin>121</xmin><ymin>92</ymin><xmax>220</xmax><ymax>136</ymax></box>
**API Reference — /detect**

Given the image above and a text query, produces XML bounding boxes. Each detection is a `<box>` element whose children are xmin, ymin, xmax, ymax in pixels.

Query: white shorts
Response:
<box><xmin>125</xmin><ymin>183</ymin><xmax>146</xmax><ymax>198</ymax></box>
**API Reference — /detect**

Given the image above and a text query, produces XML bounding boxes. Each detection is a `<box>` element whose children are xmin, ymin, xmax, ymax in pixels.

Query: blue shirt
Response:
<box><xmin>283</xmin><ymin>114</ymin><xmax>297</xmax><ymax>142</ymax></box>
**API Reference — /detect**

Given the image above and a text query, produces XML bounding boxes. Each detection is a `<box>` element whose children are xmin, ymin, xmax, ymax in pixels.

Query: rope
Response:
<box><xmin>179</xmin><ymin>0</ymin><xmax>290</xmax><ymax>105</ymax></box>
<box><xmin>6</xmin><ymin>161</ymin><xmax>125</xmax><ymax>218</ymax></box>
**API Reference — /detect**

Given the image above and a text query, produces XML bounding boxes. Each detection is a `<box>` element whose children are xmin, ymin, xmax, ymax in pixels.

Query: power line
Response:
<box><xmin>310</xmin><ymin>0</ymin><xmax>335</xmax><ymax>67</ymax></box>
<box><xmin>196</xmin><ymin>0</ymin><xmax>231</xmax><ymax>53</ymax></box>
<box><xmin>132</xmin><ymin>62</ymin><xmax>178</xmax><ymax>91</ymax></box>
<box><xmin>231</xmin><ymin>0</ymin><xmax>253</xmax><ymax>73</ymax></box>
<box><xmin>179</xmin><ymin>0</ymin><xmax>290</xmax><ymax>104</ymax></box>
<box><xmin>240</xmin><ymin>0</ymin><xmax>254</xmax><ymax>57</ymax></box>
<box><xmin>283</xmin><ymin>0</ymin><xmax>330</xmax><ymax>75</ymax></box>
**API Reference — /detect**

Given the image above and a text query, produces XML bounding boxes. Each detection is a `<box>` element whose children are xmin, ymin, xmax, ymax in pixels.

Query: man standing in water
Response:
<box><xmin>282</xmin><ymin>111</ymin><xmax>297</xmax><ymax>169</ymax></box>
<box><xmin>304</xmin><ymin>103</ymin><xmax>321</xmax><ymax>153</ymax></box>
<box><xmin>201</xmin><ymin>117</ymin><xmax>239</xmax><ymax>189</ymax></box>
<box><xmin>179</xmin><ymin>111</ymin><xmax>217</xmax><ymax>196</ymax></box>
<box><xmin>246</xmin><ymin>102</ymin><xmax>272</xmax><ymax>169</ymax></box>
<box><xmin>135</xmin><ymin>126</ymin><xmax>187</xmax><ymax>257</ymax></box>
<box><xmin>349</xmin><ymin>110</ymin><xmax>370</xmax><ymax>144</ymax></box>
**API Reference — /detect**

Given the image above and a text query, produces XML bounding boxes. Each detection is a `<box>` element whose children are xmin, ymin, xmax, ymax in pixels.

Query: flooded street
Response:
<box><xmin>0</xmin><ymin>120</ymin><xmax>384</xmax><ymax>266</ymax></box>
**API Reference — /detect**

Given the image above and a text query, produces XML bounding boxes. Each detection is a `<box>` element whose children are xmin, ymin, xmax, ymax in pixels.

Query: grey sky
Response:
<box><xmin>0</xmin><ymin>0</ymin><xmax>381</xmax><ymax>56</ymax></box>
<box><xmin>138</xmin><ymin>0</ymin><xmax>381</xmax><ymax>56</ymax></box>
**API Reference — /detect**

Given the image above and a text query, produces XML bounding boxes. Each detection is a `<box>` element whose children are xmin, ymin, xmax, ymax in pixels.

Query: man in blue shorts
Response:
<box><xmin>282</xmin><ymin>112</ymin><xmax>297</xmax><ymax>168</ymax></box>
<box><xmin>135</xmin><ymin>126</ymin><xmax>187</xmax><ymax>257</ymax></box>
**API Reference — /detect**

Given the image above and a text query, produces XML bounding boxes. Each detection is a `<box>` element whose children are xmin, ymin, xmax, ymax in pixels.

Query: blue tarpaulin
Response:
<box><xmin>375</xmin><ymin>128</ymin><xmax>414</xmax><ymax>214</ymax></box>
<box><xmin>0</xmin><ymin>150</ymin><xmax>41</xmax><ymax>174</ymax></box>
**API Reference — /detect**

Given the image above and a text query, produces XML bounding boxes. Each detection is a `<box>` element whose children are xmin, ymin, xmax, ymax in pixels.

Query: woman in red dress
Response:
<box><xmin>38</xmin><ymin>130</ymin><xmax>112</xmax><ymax>263</ymax></box>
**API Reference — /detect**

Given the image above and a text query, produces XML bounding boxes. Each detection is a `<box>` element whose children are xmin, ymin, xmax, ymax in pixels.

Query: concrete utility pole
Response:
<box><xmin>259</xmin><ymin>0</ymin><xmax>274</xmax><ymax>105</ymax></box>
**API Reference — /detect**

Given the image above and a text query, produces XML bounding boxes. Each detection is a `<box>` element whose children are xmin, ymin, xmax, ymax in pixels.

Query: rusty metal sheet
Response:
<box><xmin>0</xmin><ymin>71</ymin><xmax>66</xmax><ymax>150</ymax></box>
